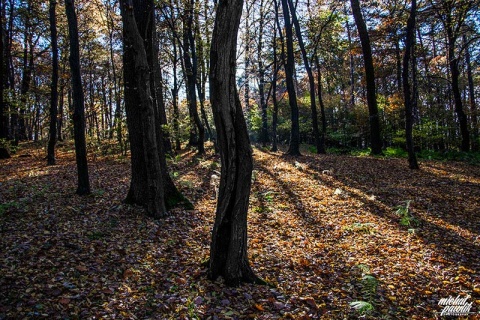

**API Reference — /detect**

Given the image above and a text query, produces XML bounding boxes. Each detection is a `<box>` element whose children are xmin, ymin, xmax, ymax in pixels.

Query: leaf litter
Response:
<box><xmin>0</xmin><ymin>144</ymin><xmax>479</xmax><ymax>319</ymax></box>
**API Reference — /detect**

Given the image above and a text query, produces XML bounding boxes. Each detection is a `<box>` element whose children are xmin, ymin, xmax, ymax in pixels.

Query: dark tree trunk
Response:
<box><xmin>257</xmin><ymin>0</ymin><xmax>269</xmax><ymax>146</ymax></box>
<box><xmin>350</xmin><ymin>0</ymin><xmax>383</xmax><ymax>155</ymax></box>
<box><xmin>121</xmin><ymin>0</ymin><xmax>167</xmax><ymax>218</ymax></box>
<box><xmin>183</xmin><ymin>0</ymin><xmax>204</xmax><ymax>154</ymax></box>
<box><xmin>288</xmin><ymin>0</ymin><xmax>320</xmax><ymax>154</ymax></box>
<box><xmin>280</xmin><ymin>0</ymin><xmax>300</xmax><ymax>156</ymax></box>
<box><xmin>0</xmin><ymin>0</ymin><xmax>7</xmax><ymax>141</ymax></box>
<box><xmin>464</xmin><ymin>35</ymin><xmax>478</xmax><ymax>151</ymax></box>
<box><xmin>208</xmin><ymin>0</ymin><xmax>263</xmax><ymax>287</ymax></box>
<box><xmin>172</xmin><ymin>37</ymin><xmax>181</xmax><ymax>151</ymax></box>
<box><xmin>65</xmin><ymin>0</ymin><xmax>90</xmax><ymax>195</ymax></box>
<box><xmin>314</xmin><ymin>56</ymin><xmax>327</xmax><ymax>154</ymax></box>
<box><xmin>271</xmin><ymin>18</ymin><xmax>279</xmax><ymax>152</ymax></box>
<box><xmin>47</xmin><ymin>0</ymin><xmax>58</xmax><ymax>165</ymax></box>
<box><xmin>403</xmin><ymin>0</ymin><xmax>419</xmax><ymax>170</ymax></box>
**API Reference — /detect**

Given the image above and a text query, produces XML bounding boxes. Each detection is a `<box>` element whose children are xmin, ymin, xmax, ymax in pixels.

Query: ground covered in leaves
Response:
<box><xmin>1</xmin><ymin>143</ymin><xmax>479</xmax><ymax>319</ymax></box>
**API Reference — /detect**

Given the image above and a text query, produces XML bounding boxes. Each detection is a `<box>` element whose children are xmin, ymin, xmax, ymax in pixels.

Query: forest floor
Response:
<box><xmin>0</xmin><ymin>142</ymin><xmax>479</xmax><ymax>319</ymax></box>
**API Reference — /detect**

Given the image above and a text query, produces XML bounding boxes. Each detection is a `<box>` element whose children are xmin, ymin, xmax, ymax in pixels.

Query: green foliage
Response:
<box><xmin>0</xmin><ymin>201</ymin><xmax>18</xmax><ymax>217</ymax></box>
<box><xmin>383</xmin><ymin>147</ymin><xmax>408</xmax><ymax>158</ymax></box>
<box><xmin>350</xmin><ymin>300</ymin><xmax>374</xmax><ymax>315</ymax></box>
<box><xmin>351</xmin><ymin>264</ymin><xmax>378</xmax><ymax>315</ymax></box>
<box><xmin>395</xmin><ymin>200</ymin><xmax>419</xmax><ymax>227</ymax></box>
<box><xmin>0</xmin><ymin>138</ymin><xmax>17</xmax><ymax>154</ymax></box>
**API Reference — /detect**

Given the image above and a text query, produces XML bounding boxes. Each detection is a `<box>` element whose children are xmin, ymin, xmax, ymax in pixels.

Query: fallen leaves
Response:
<box><xmin>0</xmin><ymin>144</ymin><xmax>479</xmax><ymax>319</ymax></box>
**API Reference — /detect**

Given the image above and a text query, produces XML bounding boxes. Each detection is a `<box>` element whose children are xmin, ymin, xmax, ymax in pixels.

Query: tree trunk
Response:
<box><xmin>403</xmin><ymin>0</ymin><xmax>419</xmax><ymax>170</ymax></box>
<box><xmin>288</xmin><ymin>0</ymin><xmax>320</xmax><ymax>154</ymax></box>
<box><xmin>257</xmin><ymin>0</ymin><xmax>269</xmax><ymax>146</ymax></box>
<box><xmin>121</xmin><ymin>0</ymin><xmax>167</xmax><ymax>219</ymax></box>
<box><xmin>350</xmin><ymin>0</ymin><xmax>383</xmax><ymax>155</ymax></box>
<box><xmin>0</xmin><ymin>0</ymin><xmax>7</xmax><ymax>140</ymax></box>
<box><xmin>271</xmin><ymin>18</ymin><xmax>279</xmax><ymax>152</ymax></box>
<box><xmin>314</xmin><ymin>56</ymin><xmax>327</xmax><ymax>154</ymax></box>
<box><xmin>208</xmin><ymin>0</ymin><xmax>263</xmax><ymax>286</ymax></box>
<box><xmin>65</xmin><ymin>0</ymin><xmax>90</xmax><ymax>195</ymax></box>
<box><xmin>464</xmin><ymin>35</ymin><xmax>478</xmax><ymax>151</ymax></box>
<box><xmin>183</xmin><ymin>0</ymin><xmax>204</xmax><ymax>154</ymax></box>
<box><xmin>172</xmin><ymin>37</ymin><xmax>181</xmax><ymax>151</ymax></box>
<box><xmin>280</xmin><ymin>0</ymin><xmax>300</xmax><ymax>156</ymax></box>
<box><xmin>47</xmin><ymin>0</ymin><xmax>58</xmax><ymax>165</ymax></box>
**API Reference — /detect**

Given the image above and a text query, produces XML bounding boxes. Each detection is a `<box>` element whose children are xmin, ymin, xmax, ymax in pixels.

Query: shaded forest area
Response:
<box><xmin>1</xmin><ymin>0</ymin><xmax>480</xmax><ymax>318</ymax></box>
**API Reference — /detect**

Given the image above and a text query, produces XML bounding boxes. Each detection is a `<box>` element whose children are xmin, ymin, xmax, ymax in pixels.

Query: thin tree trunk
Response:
<box><xmin>47</xmin><ymin>0</ymin><xmax>58</xmax><ymax>165</ymax></box>
<box><xmin>350</xmin><ymin>0</ymin><xmax>383</xmax><ymax>155</ymax></box>
<box><xmin>65</xmin><ymin>0</ymin><xmax>91</xmax><ymax>195</ymax></box>
<box><xmin>464</xmin><ymin>34</ymin><xmax>478</xmax><ymax>151</ymax></box>
<box><xmin>403</xmin><ymin>0</ymin><xmax>419</xmax><ymax>170</ymax></box>
<box><xmin>183</xmin><ymin>0</ymin><xmax>204</xmax><ymax>154</ymax></box>
<box><xmin>208</xmin><ymin>0</ymin><xmax>264</xmax><ymax>287</ymax></box>
<box><xmin>288</xmin><ymin>0</ymin><xmax>320</xmax><ymax>154</ymax></box>
<box><xmin>280</xmin><ymin>0</ymin><xmax>300</xmax><ymax>156</ymax></box>
<box><xmin>314</xmin><ymin>55</ymin><xmax>327</xmax><ymax>153</ymax></box>
<box><xmin>271</xmin><ymin>18</ymin><xmax>279</xmax><ymax>152</ymax></box>
<box><xmin>0</xmin><ymin>0</ymin><xmax>7</xmax><ymax>141</ymax></box>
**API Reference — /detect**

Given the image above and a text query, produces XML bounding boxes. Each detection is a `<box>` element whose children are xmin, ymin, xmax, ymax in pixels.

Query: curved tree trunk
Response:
<box><xmin>65</xmin><ymin>0</ymin><xmax>90</xmax><ymax>195</ymax></box>
<box><xmin>47</xmin><ymin>0</ymin><xmax>58</xmax><ymax>165</ymax></box>
<box><xmin>350</xmin><ymin>0</ymin><xmax>383</xmax><ymax>155</ymax></box>
<box><xmin>403</xmin><ymin>0</ymin><xmax>419</xmax><ymax>170</ymax></box>
<box><xmin>208</xmin><ymin>0</ymin><xmax>263</xmax><ymax>286</ymax></box>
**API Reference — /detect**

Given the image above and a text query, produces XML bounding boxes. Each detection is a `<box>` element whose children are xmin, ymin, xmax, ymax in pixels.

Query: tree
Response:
<box><xmin>279</xmin><ymin>0</ymin><xmax>301</xmax><ymax>156</ymax></box>
<box><xmin>208</xmin><ymin>0</ymin><xmax>263</xmax><ymax>286</ymax></box>
<box><xmin>121</xmin><ymin>0</ymin><xmax>167</xmax><ymax>218</ymax></box>
<box><xmin>431</xmin><ymin>0</ymin><xmax>472</xmax><ymax>151</ymax></box>
<box><xmin>183</xmin><ymin>0</ymin><xmax>205</xmax><ymax>155</ymax></box>
<box><xmin>403</xmin><ymin>0</ymin><xmax>419</xmax><ymax>170</ymax></box>
<box><xmin>47</xmin><ymin>0</ymin><xmax>58</xmax><ymax>165</ymax></box>
<box><xmin>350</xmin><ymin>0</ymin><xmax>383</xmax><ymax>155</ymax></box>
<box><xmin>288</xmin><ymin>0</ymin><xmax>321</xmax><ymax>154</ymax></box>
<box><xmin>65</xmin><ymin>0</ymin><xmax>90</xmax><ymax>195</ymax></box>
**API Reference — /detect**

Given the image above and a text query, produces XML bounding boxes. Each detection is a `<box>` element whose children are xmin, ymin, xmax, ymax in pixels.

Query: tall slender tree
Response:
<box><xmin>350</xmin><ymin>0</ymin><xmax>383</xmax><ymax>155</ymax></box>
<box><xmin>280</xmin><ymin>0</ymin><xmax>301</xmax><ymax>156</ymax></box>
<box><xmin>65</xmin><ymin>0</ymin><xmax>90</xmax><ymax>195</ymax></box>
<box><xmin>403</xmin><ymin>0</ymin><xmax>419</xmax><ymax>170</ymax></box>
<box><xmin>47</xmin><ymin>0</ymin><xmax>58</xmax><ymax>165</ymax></box>
<box><xmin>208</xmin><ymin>0</ymin><xmax>264</xmax><ymax>286</ymax></box>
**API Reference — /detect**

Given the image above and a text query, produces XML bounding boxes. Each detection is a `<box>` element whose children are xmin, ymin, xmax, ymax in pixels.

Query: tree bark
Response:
<box><xmin>47</xmin><ymin>0</ymin><xmax>58</xmax><ymax>165</ymax></box>
<box><xmin>288</xmin><ymin>0</ymin><xmax>321</xmax><ymax>154</ymax></box>
<box><xmin>280</xmin><ymin>0</ymin><xmax>301</xmax><ymax>156</ymax></box>
<box><xmin>183</xmin><ymin>0</ymin><xmax>204</xmax><ymax>154</ymax></box>
<box><xmin>208</xmin><ymin>0</ymin><xmax>263</xmax><ymax>286</ymax></box>
<box><xmin>350</xmin><ymin>0</ymin><xmax>383</xmax><ymax>155</ymax></box>
<box><xmin>403</xmin><ymin>0</ymin><xmax>419</xmax><ymax>170</ymax></box>
<box><xmin>65</xmin><ymin>0</ymin><xmax>90</xmax><ymax>195</ymax></box>
<box><xmin>0</xmin><ymin>0</ymin><xmax>7</xmax><ymax>140</ymax></box>
<box><xmin>121</xmin><ymin>0</ymin><xmax>167</xmax><ymax>218</ymax></box>
<box><xmin>464</xmin><ymin>34</ymin><xmax>478</xmax><ymax>151</ymax></box>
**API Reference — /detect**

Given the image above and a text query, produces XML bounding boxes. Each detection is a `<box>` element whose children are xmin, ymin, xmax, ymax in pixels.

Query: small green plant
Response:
<box><xmin>395</xmin><ymin>200</ymin><xmax>419</xmax><ymax>227</ymax></box>
<box><xmin>0</xmin><ymin>201</ymin><xmax>18</xmax><ymax>216</ymax></box>
<box><xmin>351</xmin><ymin>264</ymin><xmax>378</xmax><ymax>316</ymax></box>
<box><xmin>350</xmin><ymin>300</ymin><xmax>374</xmax><ymax>315</ymax></box>
<box><xmin>263</xmin><ymin>191</ymin><xmax>275</xmax><ymax>203</ymax></box>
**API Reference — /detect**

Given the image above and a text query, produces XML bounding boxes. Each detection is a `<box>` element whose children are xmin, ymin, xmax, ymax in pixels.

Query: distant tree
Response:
<box><xmin>208</xmin><ymin>0</ymin><xmax>264</xmax><ymax>286</ymax></box>
<box><xmin>65</xmin><ymin>0</ymin><xmax>90</xmax><ymax>195</ymax></box>
<box><xmin>403</xmin><ymin>0</ymin><xmax>419</xmax><ymax>170</ymax></box>
<box><xmin>430</xmin><ymin>0</ymin><xmax>472</xmax><ymax>151</ymax></box>
<box><xmin>288</xmin><ymin>0</ymin><xmax>321</xmax><ymax>154</ymax></box>
<box><xmin>279</xmin><ymin>0</ymin><xmax>301</xmax><ymax>156</ymax></box>
<box><xmin>0</xmin><ymin>0</ymin><xmax>7</xmax><ymax>144</ymax></box>
<box><xmin>464</xmin><ymin>34</ymin><xmax>478</xmax><ymax>151</ymax></box>
<box><xmin>47</xmin><ymin>0</ymin><xmax>58</xmax><ymax>165</ymax></box>
<box><xmin>350</xmin><ymin>0</ymin><xmax>383</xmax><ymax>155</ymax></box>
